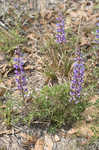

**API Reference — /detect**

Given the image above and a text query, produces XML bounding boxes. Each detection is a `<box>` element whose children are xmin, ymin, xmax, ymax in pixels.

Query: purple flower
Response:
<box><xmin>96</xmin><ymin>29</ymin><xmax>99</xmax><ymax>33</ymax></box>
<box><xmin>70</xmin><ymin>50</ymin><xmax>85</xmax><ymax>104</ymax></box>
<box><xmin>13</xmin><ymin>48</ymin><xmax>28</xmax><ymax>101</ymax></box>
<box><xmin>96</xmin><ymin>18</ymin><xmax>99</xmax><ymax>38</ymax></box>
<box><xmin>95</xmin><ymin>20</ymin><xmax>99</xmax><ymax>48</ymax></box>
<box><xmin>96</xmin><ymin>35</ymin><xmax>99</xmax><ymax>39</ymax></box>
<box><xmin>56</xmin><ymin>14</ymin><xmax>66</xmax><ymax>44</ymax></box>
<box><xmin>96</xmin><ymin>22</ymin><xmax>99</xmax><ymax>27</ymax></box>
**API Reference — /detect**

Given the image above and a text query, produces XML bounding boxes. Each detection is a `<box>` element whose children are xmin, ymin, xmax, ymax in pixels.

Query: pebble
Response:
<box><xmin>54</xmin><ymin>135</ymin><xmax>60</xmax><ymax>142</ymax></box>
<box><xmin>34</xmin><ymin>137</ymin><xmax>44</xmax><ymax>150</ymax></box>
<box><xmin>44</xmin><ymin>134</ymin><xmax>53</xmax><ymax>150</ymax></box>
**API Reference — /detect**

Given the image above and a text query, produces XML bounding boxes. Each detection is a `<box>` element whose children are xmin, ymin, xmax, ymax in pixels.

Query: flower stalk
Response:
<box><xmin>13</xmin><ymin>48</ymin><xmax>28</xmax><ymax>102</ymax></box>
<box><xmin>96</xmin><ymin>20</ymin><xmax>99</xmax><ymax>44</ymax></box>
<box><xmin>56</xmin><ymin>13</ymin><xmax>66</xmax><ymax>44</ymax></box>
<box><xmin>70</xmin><ymin>50</ymin><xmax>85</xmax><ymax>104</ymax></box>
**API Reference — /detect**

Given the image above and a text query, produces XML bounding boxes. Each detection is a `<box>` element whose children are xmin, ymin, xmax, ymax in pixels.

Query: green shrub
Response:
<box><xmin>24</xmin><ymin>83</ymin><xmax>86</xmax><ymax>131</ymax></box>
<box><xmin>0</xmin><ymin>28</ymin><xmax>26</xmax><ymax>52</ymax></box>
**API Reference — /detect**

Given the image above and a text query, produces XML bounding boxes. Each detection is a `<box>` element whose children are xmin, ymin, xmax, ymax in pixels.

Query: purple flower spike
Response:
<box><xmin>56</xmin><ymin>14</ymin><xmax>66</xmax><ymax>44</ymax></box>
<box><xmin>13</xmin><ymin>47</ymin><xmax>28</xmax><ymax>101</ymax></box>
<box><xmin>95</xmin><ymin>19</ymin><xmax>99</xmax><ymax>46</ymax></box>
<box><xmin>70</xmin><ymin>50</ymin><xmax>85</xmax><ymax>104</ymax></box>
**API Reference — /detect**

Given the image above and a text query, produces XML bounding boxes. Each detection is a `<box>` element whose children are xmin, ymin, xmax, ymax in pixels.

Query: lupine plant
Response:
<box><xmin>56</xmin><ymin>13</ymin><xmax>85</xmax><ymax>104</ymax></box>
<box><xmin>96</xmin><ymin>21</ymin><xmax>99</xmax><ymax>44</ymax></box>
<box><xmin>43</xmin><ymin>13</ymin><xmax>67</xmax><ymax>82</ymax></box>
<box><xmin>56</xmin><ymin>13</ymin><xmax>66</xmax><ymax>44</ymax></box>
<box><xmin>13</xmin><ymin>48</ymin><xmax>28</xmax><ymax>102</ymax></box>
<box><xmin>69</xmin><ymin>50</ymin><xmax>85</xmax><ymax>104</ymax></box>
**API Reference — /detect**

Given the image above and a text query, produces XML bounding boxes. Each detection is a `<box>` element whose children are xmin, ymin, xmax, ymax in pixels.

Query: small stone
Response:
<box><xmin>86</xmin><ymin>115</ymin><xmax>93</xmax><ymax>123</ymax></box>
<box><xmin>34</xmin><ymin>138</ymin><xmax>44</xmax><ymax>150</ymax></box>
<box><xmin>67</xmin><ymin>128</ymin><xmax>77</xmax><ymax>135</ymax></box>
<box><xmin>54</xmin><ymin>135</ymin><xmax>60</xmax><ymax>142</ymax></box>
<box><xmin>44</xmin><ymin>134</ymin><xmax>53</xmax><ymax>150</ymax></box>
